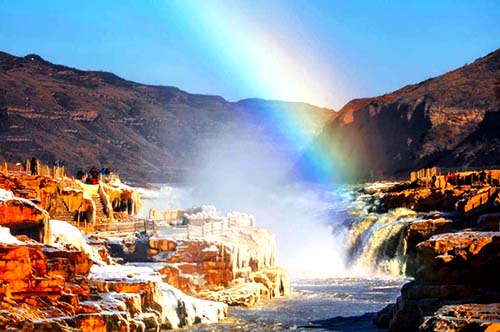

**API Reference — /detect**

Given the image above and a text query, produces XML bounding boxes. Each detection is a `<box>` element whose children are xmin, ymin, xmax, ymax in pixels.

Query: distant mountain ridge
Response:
<box><xmin>299</xmin><ymin>48</ymin><xmax>500</xmax><ymax>181</ymax></box>
<box><xmin>0</xmin><ymin>51</ymin><xmax>335</xmax><ymax>183</ymax></box>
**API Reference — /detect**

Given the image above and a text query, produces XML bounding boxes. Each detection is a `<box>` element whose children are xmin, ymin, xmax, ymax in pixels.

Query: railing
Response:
<box><xmin>409</xmin><ymin>167</ymin><xmax>440</xmax><ymax>182</ymax></box>
<box><xmin>71</xmin><ymin>211</ymin><xmax>256</xmax><ymax>240</ymax></box>
<box><xmin>93</xmin><ymin>219</ymin><xmax>154</xmax><ymax>234</ymax></box>
<box><xmin>149</xmin><ymin>208</ymin><xmax>184</xmax><ymax>222</ymax></box>
<box><xmin>410</xmin><ymin>167</ymin><xmax>500</xmax><ymax>189</ymax></box>
<box><xmin>185</xmin><ymin>217</ymin><xmax>255</xmax><ymax>240</ymax></box>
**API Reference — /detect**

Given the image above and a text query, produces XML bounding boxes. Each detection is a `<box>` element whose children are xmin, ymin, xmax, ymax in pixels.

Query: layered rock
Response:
<box><xmin>153</xmin><ymin>223</ymin><xmax>289</xmax><ymax>306</ymax></box>
<box><xmin>90</xmin><ymin>265</ymin><xmax>227</xmax><ymax>330</ymax></box>
<box><xmin>0</xmin><ymin>223</ymin><xmax>228</xmax><ymax>331</ymax></box>
<box><xmin>420</xmin><ymin>303</ymin><xmax>500</xmax><ymax>332</ymax></box>
<box><xmin>379</xmin><ymin>186</ymin><xmax>466</xmax><ymax>212</ymax></box>
<box><xmin>403</xmin><ymin>218</ymin><xmax>456</xmax><ymax>275</ymax></box>
<box><xmin>0</xmin><ymin>184</ymin><xmax>228</xmax><ymax>332</ymax></box>
<box><xmin>113</xmin><ymin>209</ymin><xmax>290</xmax><ymax>307</ymax></box>
<box><xmin>375</xmin><ymin>231</ymin><xmax>500</xmax><ymax>331</ymax></box>
<box><xmin>0</xmin><ymin>188</ymin><xmax>50</xmax><ymax>244</ymax></box>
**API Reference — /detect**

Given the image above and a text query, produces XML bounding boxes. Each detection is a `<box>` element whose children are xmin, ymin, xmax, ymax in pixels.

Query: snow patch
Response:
<box><xmin>0</xmin><ymin>227</ymin><xmax>24</xmax><ymax>244</ymax></box>
<box><xmin>50</xmin><ymin>219</ymin><xmax>105</xmax><ymax>264</ymax></box>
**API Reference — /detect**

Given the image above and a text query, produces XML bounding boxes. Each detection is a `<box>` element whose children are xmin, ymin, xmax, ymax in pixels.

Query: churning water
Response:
<box><xmin>139</xmin><ymin>182</ymin><xmax>413</xmax><ymax>331</ymax></box>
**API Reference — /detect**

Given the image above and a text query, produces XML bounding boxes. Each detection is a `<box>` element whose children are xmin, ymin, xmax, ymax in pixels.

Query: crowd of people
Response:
<box><xmin>434</xmin><ymin>169</ymin><xmax>497</xmax><ymax>187</ymax></box>
<box><xmin>76</xmin><ymin>167</ymin><xmax>112</xmax><ymax>185</ymax></box>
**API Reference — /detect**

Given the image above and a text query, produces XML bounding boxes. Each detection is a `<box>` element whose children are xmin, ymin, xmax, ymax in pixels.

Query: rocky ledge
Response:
<box><xmin>371</xmin><ymin>174</ymin><xmax>500</xmax><ymax>332</ymax></box>
<box><xmin>0</xmin><ymin>219</ymin><xmax>227</xmax><ymax>331</ymax></box>
<box><xmin>106</xmin><ymin>207</ymin><xmax>290</xmax><ymax>307</ymax></box>
<box><xmin>0</xmin><ymin>170</ymin><xmax>289</xmax><ymax>330</ymax></box>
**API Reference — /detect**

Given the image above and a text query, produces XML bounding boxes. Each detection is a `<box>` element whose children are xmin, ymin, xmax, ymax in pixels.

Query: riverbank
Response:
<box><xmin>1</xmin><ymin>166</ymin><xmax>499</xmax><ymax>331</ymax></box>
<box><xmin>356</xmin><ymin>174</ymin><xmax>500</xmax><ymax>332</ymax></box>
<box><xmin>0</xmin><ymin>169</ymin><xmax>289</xmax><ymax>331</ymax></box>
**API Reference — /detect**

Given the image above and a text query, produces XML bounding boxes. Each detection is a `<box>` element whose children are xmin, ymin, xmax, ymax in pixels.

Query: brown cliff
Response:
<box><xmin>0</xmin><ymin>51</ymin><xmax>334</xmax><ymax>184</ymax></box>
<box><xmin>298</xmin><ymin>48</ymin><xmax>500</xmax><ymax>181</ymax></box>
<box><xmin>375</xmin><ymin>231</ymin><xmax>500</xmax><ymax>332</ymax></box>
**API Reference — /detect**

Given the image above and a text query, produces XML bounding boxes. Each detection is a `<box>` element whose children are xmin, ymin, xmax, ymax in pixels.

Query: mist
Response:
<box><xmin>181</xmin><ymin>131</ymin><xmax>349</xmax><ymax>278</ymax></box>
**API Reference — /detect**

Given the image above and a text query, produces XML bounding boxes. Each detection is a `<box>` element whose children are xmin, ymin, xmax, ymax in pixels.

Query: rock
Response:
<box><xmin>379</xmin><ymin>188</ymin><xmax>465</xmax><ymax>212</ymax></box>
<box><xmin>89</xmin><ymin>265</ymin><xmax>228</xmax><ymax>329</ymax></box>
<box><xmin>146</xmin><ymin>222</ymin><xmax>289</xmax><ymax>305</ymax></box>
<box><xmin>420</xmin><ymin>303</ymin><xmax>500</xmax><ymax>332</ymax></box>
<box><xmin>101</xmin><ymin>179</ymin><xmax>142</xmax><ymax>215</ymax></box>
<box><xmin>389</xmin><ymin>297</ymin><xmax>423</xmax><ymax>332</ymax></box>
<box><xmin>415</xmin><ymin>231</ymin><xmax>500</xmax><ymax>287</ymax></box>
<box><xmin>403</xmin><ymin>218</ymin><xmax>456</xmax><ymax>275</ymax></box>
<box><xmin>477</xmin><ymin>213</ymin><xmax>500</xmax><ymax>231</ymax></box>
<box><xmin>0</xmin><ymin>188</ymin><xmax>51</xmax><ymax>244</ymax></box>
<box><xmin>456</xmin><ymin>186</ymin><xmax>498</xmax><ymax>216</ymax></box>
<box><xmin>378</xmin><ymin>231</ymin><xmax>500</xmax><ymax>332</ymax></box>
<box><xmin>0</xmin><ymin>173</ymin><xmax>59</xmax><ymax>213</ymax></box>
<box><xmin>0</xmin><ymin>243</ymin><xmax>66</xmax><ymax>300</ymax></box>
<box><xmin>0</xmin><ymin>222</ymin><xmax>227</xmax><ymax>331</ymax></box>
<box><xmin>374</xmin><ymin>303</ymin><xmax>396</xmax><ymax>328</ymax></box>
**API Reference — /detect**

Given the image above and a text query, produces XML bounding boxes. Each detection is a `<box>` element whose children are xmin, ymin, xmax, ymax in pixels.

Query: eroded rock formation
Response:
<box><xmin>113</xmin><ymin>208</ymin><xmax>290</xmax><ymax>307</ymax></box>
<box><xmin>375</xmin><ymin>230</ymin><xmax>500</xmax><ymax>332</ymax></box>
<box><xmin>0</xmin><ymin>188</ymin><xmax>50</xmax><ymax>244</ymax></box>
<box><xmin>0</xmin><ymin>222</ymin><xmax>228</xmax><ymax>331</ymax></box>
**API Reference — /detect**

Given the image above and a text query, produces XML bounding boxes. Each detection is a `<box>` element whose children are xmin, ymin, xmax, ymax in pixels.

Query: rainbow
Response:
<box><xmin>164</xmin><ymin>1</ymin><xmax>356</xmax><ymax>182</ymax></box>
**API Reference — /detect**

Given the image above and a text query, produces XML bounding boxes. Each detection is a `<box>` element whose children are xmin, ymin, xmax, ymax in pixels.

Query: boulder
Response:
<box><xmin>420</xmin><ymin>303</ymin><xmax>500</xmax><ymax>332</ymax></box>
<box><xmin>403</xmin><ymin>218</ymin><xmax>456</xmax><ymax>275</ymax></box>
<box><xmin>377</xmin><ymin>231</ymin><xmax>500</xmax><ymax>331</ymax></box>
<box><xmin>0</xmin><ymin>188</ymin><xmax>51</xmax><ymax>244</ymax></box>
<box><xmin>415</xmin><ymin>231</ymin><xmax>500</xmax><ymax>287</ymax></box>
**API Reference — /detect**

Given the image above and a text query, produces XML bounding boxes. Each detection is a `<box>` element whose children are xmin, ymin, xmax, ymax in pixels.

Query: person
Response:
<box><xmin>451</xmin><ymin>171</ymin><xmax>457</xmax><ymax>186</ymax></box>
<box><xmin>479</xmin><ymin>170</ymin><xmax>486</xmax><ymax>183</ymax></box>
<box><xmin>30</xmin><ymin>157</ymin><xmax>38</xmax><ymax>176</ymax></box>
<box><xmin>431</xmin><ymin>175</ymin><xmax>436</xmax><ymax>188</ymax></box>
<box><xmin>88</xmin><ymin>167</ymin><xmax>100</xmax><ymax>185</ymax></box>
<box><xmin>76</xmin><ymin>169</ymin><xmax>85</xmax><ymax>180</ymax></box>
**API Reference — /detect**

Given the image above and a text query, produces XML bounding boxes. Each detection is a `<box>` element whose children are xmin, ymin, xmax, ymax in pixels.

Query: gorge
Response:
<box><xmin>0</xmin><ymin>46</ymin><xmax>499</xmax><ymax>332</ymax></box>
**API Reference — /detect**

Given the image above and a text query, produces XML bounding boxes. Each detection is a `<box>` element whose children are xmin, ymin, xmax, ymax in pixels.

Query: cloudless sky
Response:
<box><xmin>0</xmin><ymin>0</ymin><xmax>499</xmax><ymax>109</ymax></box>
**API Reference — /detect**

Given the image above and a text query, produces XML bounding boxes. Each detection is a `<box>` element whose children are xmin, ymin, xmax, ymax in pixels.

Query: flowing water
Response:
<box><xmin>139</xmin><ymin>182</ymin><xmax>415</xmax><ymax>331</ymax></box>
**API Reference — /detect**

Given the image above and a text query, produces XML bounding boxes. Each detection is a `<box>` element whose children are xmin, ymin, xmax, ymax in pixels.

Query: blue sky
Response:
<box><xmin>0</xmin><ymin>0</ymin><xmax>499</xmax><ymax>109</ymax></box>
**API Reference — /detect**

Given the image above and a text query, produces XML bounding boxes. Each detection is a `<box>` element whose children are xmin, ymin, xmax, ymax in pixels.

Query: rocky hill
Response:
<box><xmin>0</xmin><ymin>51</ymin><xmax>334</xmax><ymax>183</ymax></box>
<box><xmin>299</xmin><ymin>48</ymin><xmax>500</xmax><ymax>181</ymax></box>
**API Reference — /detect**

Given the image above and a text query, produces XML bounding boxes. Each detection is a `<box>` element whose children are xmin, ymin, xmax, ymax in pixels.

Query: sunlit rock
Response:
<box><xmin>0</xmin><ymin>172</ymin><xmax>59</xmax><ymax>212</ymax></box>
<box><xmin>101</xmin><ymin>178</ymin><xmax>142</xmax><ymax>215</ymax></box>
<box><xmin>420</xmin><ymin>303</ymin><xmax>500</xmax><ymax>332</ymax></box>
<box><xmin>90</xmin><ymin>265</ymin><xmax>227</xmax><ymax>329</ymax></box>
<box><xmin>145</xmin><ymin>212</ymin><xmax>289</xmax><ymax>306</ymax></box>
<box><xmin>375</xmin><ymin>231</ymin><xmax>500</xmax><ymax>332</ymax></box>
<box><xmin>415</xmin><ymin>231</ymin><xmax>500</xmax><ymax>286</ymax></box>
<box><xmin>0</xmin><ymin>188</ymin><xmax>50</xmax><ymax>244</ymax></box>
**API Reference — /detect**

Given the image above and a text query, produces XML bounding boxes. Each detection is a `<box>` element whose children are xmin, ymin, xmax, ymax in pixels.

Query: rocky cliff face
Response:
<box><xmin>0</xmin><ymin>51</ymin><xmax>334</xmax><ymax>183</ymax></box>
<box><xmin>375</xmin><ymin>231</ymin><xmax>500</xmax><ymax>332</ymax></box>
<box><xmin>300</xmin><ymin>48</ymin><xmax>500</xmax><ymax>181</ymax></box>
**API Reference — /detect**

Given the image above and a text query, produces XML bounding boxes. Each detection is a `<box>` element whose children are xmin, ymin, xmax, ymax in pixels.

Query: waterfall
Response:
<box><xmin>338</xmin><ymin>185</ymin><xmax>420</xmax><ymax>277</ymax></box>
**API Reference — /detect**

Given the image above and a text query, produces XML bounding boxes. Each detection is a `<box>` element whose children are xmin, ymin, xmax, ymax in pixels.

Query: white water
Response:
<box><xmin>138</xmin><ymin>181</ymin><xmax>417</xmax><ymax>279</ymax></box>
<box><xmin>139</xmin><ymin>182</ymin><xmax>415</xmax><ymax>330</ymax></box>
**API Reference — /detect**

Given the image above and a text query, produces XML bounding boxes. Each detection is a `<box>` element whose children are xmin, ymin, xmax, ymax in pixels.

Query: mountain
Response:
<box><xmin>0</xmin><ymin>51</ymin><xmax>335</xmax><ymax>183</ymax></box>
<box><xmin>298</xmin><ymin>48</ymin><xmax>500</xmax><ymax>181</ymax></box>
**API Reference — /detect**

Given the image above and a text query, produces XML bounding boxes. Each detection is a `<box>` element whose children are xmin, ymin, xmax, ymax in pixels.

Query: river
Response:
<box><xmin>139</xmin><ymin>182</ymin><xmax>413</xmax><ymax>331</ymax></box>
